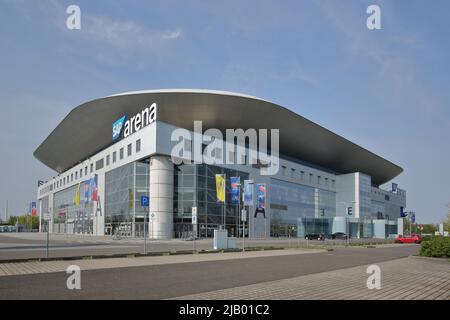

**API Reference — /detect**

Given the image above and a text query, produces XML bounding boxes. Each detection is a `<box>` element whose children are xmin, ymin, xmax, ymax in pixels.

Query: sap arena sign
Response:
<box><xmin>112</xmin><ymin>103</ymin><xmax>157</xmax><ymax>140</ymax></box>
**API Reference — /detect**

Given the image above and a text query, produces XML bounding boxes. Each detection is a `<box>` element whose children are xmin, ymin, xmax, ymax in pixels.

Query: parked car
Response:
<box><xmin>395</xmin><ymin>234</ymin><xmax>421</xmax><ymax>244</ymax></box>
<box><xmin>331</xmin><ymin>232</ymin><xmax>348</xmax><ymax>240</ymax></box>
<box><xmin>305</xmin><ymin>233</ymin><xmax>325</xmax><ymax>241</ymax></box>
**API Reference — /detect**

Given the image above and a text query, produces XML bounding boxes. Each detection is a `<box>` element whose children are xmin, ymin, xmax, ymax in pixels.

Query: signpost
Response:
<box><xmin>410</xmin><ymin>212</ymin><xmax>416</xmax><ymax>236</ymax></box>
<box><xmin>192</xmin><ymin>207</ymin><xmax>198</xmax><ymax>225</ymax></box>
<box><xmin>347</xmin><ymin>207</ymin><xmax>352</xmax><ymax>246</ymax></box>
<box><xmin>150</xmin><ymin>213</ymin><xmax>155</xmax><ymax>240</ymax></box>
<box><xmin>192</xmin><ymin>207</ymin><xmax>197</xmax><ymax>251</ymax></box>
<box><xmin>140</xmin><ymin>196</ymin><xmax>150</xmax><ymax>254</ymax></box>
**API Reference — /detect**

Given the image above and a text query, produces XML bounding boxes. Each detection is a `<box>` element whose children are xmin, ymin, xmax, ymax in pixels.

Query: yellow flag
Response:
<box><xmin>215</xmin><ymin>174</ymin><xmax>225</xmax><ymax>203</ymax></box>
<box><xmin>129</xmin><ymin>188</ymin><xmax>134</xmax><ymax>209</ymax></box>
<box><xmin>74</xmin><ymin>182</ymin><xmax>81</xmax><ymax>206</ymax></box>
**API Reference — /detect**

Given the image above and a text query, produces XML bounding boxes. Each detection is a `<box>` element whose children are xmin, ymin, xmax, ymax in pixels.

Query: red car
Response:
<box><xmin>395</xmin><ymin>234</ymin><xmax>421</xmax><ymax>244</ymax></box>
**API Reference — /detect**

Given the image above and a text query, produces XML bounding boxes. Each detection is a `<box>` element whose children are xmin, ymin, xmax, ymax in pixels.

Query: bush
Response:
<box><xmin>420</xmin><ymin>235</ymin><xmax>434</xmax><ymax>242</ymax></box>
<box><xmin>420</xmin><ymin>236</ymin><xmax>450</xmax><ymax>258</ymax></box>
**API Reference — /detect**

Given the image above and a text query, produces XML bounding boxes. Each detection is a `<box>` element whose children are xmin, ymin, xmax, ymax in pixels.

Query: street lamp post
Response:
<box><xmin>320</xmin><ymin>208</ymin><xmax>325</xmax><ymax>235</ymax></box>
<box><xmin>236</xmin><ymin>181</ymin><xmax>245</xmax><ymax>252</ymax></box>
<box><xmin>144</xmin><ymin>209</ymin><xmax>148</xmax><ymax>255</ymax></box>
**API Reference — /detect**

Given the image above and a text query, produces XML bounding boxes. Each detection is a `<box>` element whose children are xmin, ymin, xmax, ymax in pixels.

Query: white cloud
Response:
<box><xmin>42</xmin><ymin>0</ymin><xmax>182</xmax><ymax>56</ymax></box>
<box><xmin>161</xmin><ymin>29</ymin><xmax>182</xmax><ymax>40</ymax></box>
<box><xmin>81</xmin><ymin>14</ymin><xmax>182</xmax><ymax>51</ymax></box>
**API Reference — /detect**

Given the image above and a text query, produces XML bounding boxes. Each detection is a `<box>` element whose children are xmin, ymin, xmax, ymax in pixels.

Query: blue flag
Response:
<box><xmin>230</xmin><ymin>177</ymin><xmax>240</xmax><ymax>205</ymax></box>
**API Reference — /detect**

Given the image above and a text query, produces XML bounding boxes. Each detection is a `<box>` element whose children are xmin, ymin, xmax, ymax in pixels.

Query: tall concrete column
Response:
<box><xmin>149</xmin><ymin>156</ymin><xmax>174</xmax><ymax>239</ymax></box>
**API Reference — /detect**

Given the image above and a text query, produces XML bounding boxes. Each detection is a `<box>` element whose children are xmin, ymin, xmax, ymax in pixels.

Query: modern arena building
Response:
<box><xmin>35</xmin><ymin>89</ymin><xmax>406</xmax><ymax>239</ymax></box>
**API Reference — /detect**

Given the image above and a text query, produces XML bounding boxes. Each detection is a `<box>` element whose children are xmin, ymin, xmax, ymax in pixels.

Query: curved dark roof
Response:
<box><xmin>34</xmin><ymin>89</ymin><xmax>402</xmax><ymax>185</ymax></box>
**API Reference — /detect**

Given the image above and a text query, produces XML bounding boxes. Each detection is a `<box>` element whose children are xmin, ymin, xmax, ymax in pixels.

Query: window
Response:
<box><xmin>291</xmin><ymin>168</ymin><xmax>295</xmax><ymax>178</ymax></box>
<box><xmin>80</xmin><ymin>169</ymin><xmax>83</xmax><ymax>178</ymax></box>
<box><xmin>106</xmin><ymin>155</ymin><xmax>110</xmax><ymax>166</ymax></box>
<box><xmin>85</xmin><ymin>166</ymin><xmax>88</xmax><ymax>176</ymax></box>
<box><xmin>325</xmin><ymin>177</ymin><xmax>329</xmax><ymax>186</ymax></box>
<box><xmin>113</xmin><ymin>151</ymin><xmax>117</xmax><ymax>163</ymax></box>
<box><xmin>309</xmin><ymin>173</ymin><xmax>313</xmax><ymax>183</ymax></box>
<box><xmin>96</xmin><ymin>159</ymin><xmax>104</xmax><ymax>171</ymax></box>
<box><xmin>136</xmin><ymin>139</ymin><xmax>141</xmax><ymax>153</ymax></box>
<box><xmin>300</xmin><ymin>171</ymin><xmax>305</xmax><ymax>180</ymax></box>
<box><xmin>332</xmin><ymin>179</ymin><xmax>336</xmax><ymax>188</ymax></box>
<box><xmin>75</xmin><ymin>172</ymin><xmax>78</xmax><ymax>180</ymax></box>
<box><xmin>120</xmin><ymin>148</ymin><xmax>124</xmax><ymax>160</ymax></box>
<box><xmin>127</xmin><ymin>144</ymin><xmax>132</xmax><ymax>156</ymax></box>
<box><xmin>282</xmin><ymin>166</ymin><xmax>287</xmax><ymax>176</ymax></box>
<box><xmin>317</xmin><ymin>176</ymin><xmax>321</xmax><ymax>185</ymax></box>
<box><xmin>71</xmin><ymin>174</ymin><xmax>74</xmax><ymax>182</ymax></box>
<box><xmin>90</xmin><ymin>163</ymin><xmax>94</xmax><ymax>173</ymax></box>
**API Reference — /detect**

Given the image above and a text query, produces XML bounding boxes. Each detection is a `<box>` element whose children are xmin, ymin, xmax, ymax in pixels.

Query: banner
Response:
<box><xmin>30</xmin><ymin>202</ymin><xmax>37</xmax><ymax>217</ymax></box>
<box><xmin>90</xmin><ymin>175</ymin><xmax>98</xmax><ymax>202</ymax></box>
<box><xmin>215</xmin><ymin>174</ymin><xmax>225</xmax><ymax>203</ymax></box>
<box><xmin>74</xmin><ymin>182</ymin><xmax>81</xmax><ymax>206</ymax></box>
<box><xmin>244</xmin><ymin>180</ymin><xmax>254</xmax><ymax>206</ymax></box>
<box><xmin>256</xmin><ymin>183</ymin><xmax>266</xmax><ymax>209</ymax></box>
<box><xmin>230</xmin><ymin>177</ymin><xmax>240</xmax><ymax>205</ymax></box>
<box><xmin>84</xmin><ymin>180</ymin><xmax>90</xmax><ymax>205</ymax></box>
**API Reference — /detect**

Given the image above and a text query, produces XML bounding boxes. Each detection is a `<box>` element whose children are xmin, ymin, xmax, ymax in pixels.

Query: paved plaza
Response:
<box><xmin>173</xmin><ymin>256</ymin><xmax>450</xmax><ymax>300</ymax></box>
<box><xmin>1</xmin><ymin>243</ymin><xmax>446</xmax><ymax>300</ymax></box>
<box><xmin>0</xmin><ymin>248</ymin><xmax>322</xmax><ymax>277</ymax></box>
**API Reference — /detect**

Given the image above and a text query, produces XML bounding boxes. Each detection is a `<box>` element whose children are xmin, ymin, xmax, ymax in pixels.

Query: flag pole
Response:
<box><xmin>223</xmin><ymin>173</ymin><xmax>226</xmax><ymax>231</ymax></box>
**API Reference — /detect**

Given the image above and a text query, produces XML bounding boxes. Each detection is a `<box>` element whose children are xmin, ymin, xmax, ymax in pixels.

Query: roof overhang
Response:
<box><xmin>33</xmin><ymin>89</ymin><xmax>403</xmax><ymax>185</ymax></box>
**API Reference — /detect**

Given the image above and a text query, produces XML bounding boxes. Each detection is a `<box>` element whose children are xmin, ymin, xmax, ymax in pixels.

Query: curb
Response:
<box><xmin>411</xmin><ymin>255</ymin><xmax>450</xmax><ymax>262</ymax></box>
<box><xmin>0</xmin><ymin>246</ymin><xmax>296</xmax><ymax>264</ymax></box>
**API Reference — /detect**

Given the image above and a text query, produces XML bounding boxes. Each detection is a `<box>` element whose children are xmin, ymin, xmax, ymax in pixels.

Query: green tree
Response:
<box><xmin>443</xmin><ymin>205</ymin><xmax>450</xmax><ymax>232</ymax></box>
<box><xmin>7</xmin><ymin>215</ymin><xmax>39</xmax><ymax>230</ymax></box>
<box><xmin>421</xmin><ymin>224</ymin><xmax>437</xmax><ymax>234</ymax></box>
<box><xmin>8</xmin><ymin>216</ymin><xmax>18</xmax><ymax>225</ymax></box>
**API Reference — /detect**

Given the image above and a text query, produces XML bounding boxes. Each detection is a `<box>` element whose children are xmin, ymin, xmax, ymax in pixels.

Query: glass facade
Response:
<box><xmin>174</xmin><ymin>163</ymin><xmax>249</xmax><ymax>238</ymax></box>
<box><xmin>269</xmin><ymin>179</ymin><xmax>336</xmax><ymax>237</ymax></box>
<box><xmin>40</xmin><ymin>157</ymin><xmax>400</xmax><ymax>239</ymax></box>
<box><xmin>297</xmin><ymin>217</ymin><xmax>333</xmax><ymax>237</ymax></box>
<box><xmin>359</xmin><ymin>174</ymin><xmax>372</xmax><ymax>219</ymax></box>
<box><xmin>53</xmin><ymin>182</ymin><xmax>94</xmax><ymax>234</ymax></box>
<box><xmin>104</xmin><ymin>160</ymin><xmax>150</xmax><ymax>237</ymax></box>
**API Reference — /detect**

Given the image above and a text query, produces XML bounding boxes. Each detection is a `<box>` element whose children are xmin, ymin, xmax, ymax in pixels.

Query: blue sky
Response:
<box><xmin>0</xmin><ymin>0</ymin><xmax>449</xmax><ymax>223</ymax></box>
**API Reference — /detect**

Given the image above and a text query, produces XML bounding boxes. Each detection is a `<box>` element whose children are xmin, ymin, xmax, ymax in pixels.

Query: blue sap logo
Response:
<box><xmin>112</xmin><ymin>115</ymin><xmax>126</xmax><ymax>140</ymax></box>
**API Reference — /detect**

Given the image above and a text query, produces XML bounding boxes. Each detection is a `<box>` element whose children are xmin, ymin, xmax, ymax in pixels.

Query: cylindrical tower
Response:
<box><xmin>149</xmin><ymin>155</ymin><xmax>174</xmax><ymax>239</ymax></box>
